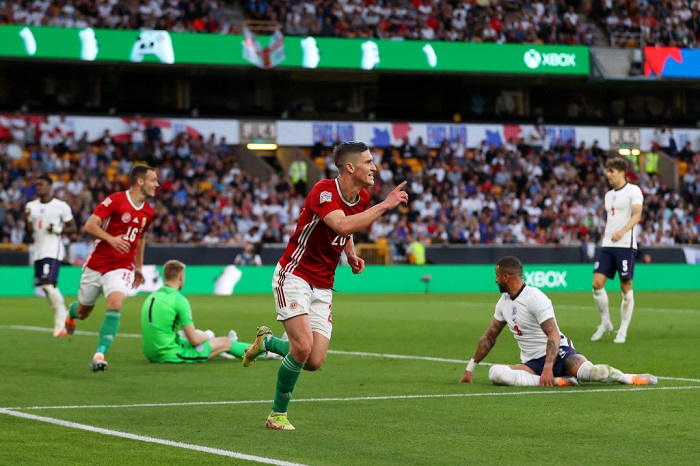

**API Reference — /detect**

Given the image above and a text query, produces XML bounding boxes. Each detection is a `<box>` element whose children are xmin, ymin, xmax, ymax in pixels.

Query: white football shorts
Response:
<box><xmin>272</xmin><ymin>263</ymin><xmax>333</xmax><ymax>340</ymax></box>
<box><xmin>79</xmin><ymin>267</ymin><xmax>133</xmax><ymax>306</ymax></box>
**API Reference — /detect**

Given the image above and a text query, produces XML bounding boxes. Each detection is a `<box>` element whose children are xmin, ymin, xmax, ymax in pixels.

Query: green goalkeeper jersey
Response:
<box><xmin>141</xmin><ymin>285</ymin><xmax>194</xmax><ymax>360</ymax></box>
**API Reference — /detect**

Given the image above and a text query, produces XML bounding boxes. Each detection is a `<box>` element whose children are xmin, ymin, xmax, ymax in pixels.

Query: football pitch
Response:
<box><xmin>1</xmin><ymin>291</ymin><xmax>699</xmax><ymax>465</ymax></box>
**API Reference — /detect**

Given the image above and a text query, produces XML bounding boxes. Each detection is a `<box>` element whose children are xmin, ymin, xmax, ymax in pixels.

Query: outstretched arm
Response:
<box><xmin>460</xmin><ymin>318</ymin><xmax>507</xmax><ymax>383</ymax></box>
<box><xmin>323</xmin><ymin>182</ymin><xmax>408</xmax><ymax>237</ymax></box>
<box><xmin>538</xmin><ymin>317</ymin><xmax>560</xmax><ymax>387</ymax></box>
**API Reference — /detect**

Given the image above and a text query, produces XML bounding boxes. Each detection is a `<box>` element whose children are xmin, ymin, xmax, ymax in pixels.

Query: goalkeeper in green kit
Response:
<box><xmin>141</xmin><ymin>260</ymin><xmax>279</xmax><ymax>363</ymax></box>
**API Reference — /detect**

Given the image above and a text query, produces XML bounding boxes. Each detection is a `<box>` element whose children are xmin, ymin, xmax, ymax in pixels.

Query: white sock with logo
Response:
<box><xmin>576</xmin><ymin>361</ymin><xmax>633</xmax><ymax>384</ymax></box>
<box><xmin>593</xmin><ymin>288</ymin><xmax>611</xmax><ymax>326</ymax></box>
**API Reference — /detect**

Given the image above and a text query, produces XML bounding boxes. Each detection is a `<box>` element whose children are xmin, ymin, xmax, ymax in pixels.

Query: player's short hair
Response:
<box><xmin>333</xmin><ymin>141</ymin><xmax>369</xmax><ymax>171</ymax></box>
<box><xmin>130</xmin><ymin>165</ymin><xmax>156</xmax><ymax>186</ymax></box>
<box><xmin>37</xmin><ymin>174</ymin><xmax>53</xmax><ymax>185</ymax></box>
<box><xmin>605</xmin><ymin>156</ymin><xmax>629</xmax><ymax>173</ymax></box>
<box><xmin>163</xmin><ymin>260</ymin><xmax>186</xmax><ymax>281</ymax></box>
<box><xmin>496</xmin><ymin>256</ymin><xmax>523</xmax><ymax>275</ymax></box>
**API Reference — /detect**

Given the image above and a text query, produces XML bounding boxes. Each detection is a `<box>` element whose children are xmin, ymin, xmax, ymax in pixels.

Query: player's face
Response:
<box><xmin>140</xmin><ymin>170</ymin><xmax>160</xmax><ymax>197</ymax></box>
<box><xmin>606</xmin><ymin>168</ymin><xmax>625</xmax><ymax>189</ymax></box>
<box><xmin>352</xmin><ymin>150</ymin><xmax>377</xmax><ymax>187</ymax></box>
<box><xmin>35</xmin><ymin>179</ymin><xmax>51</xmax><ymax>197</ymax></box>
<box><xmin>495</xmin><ymin>266</ymin><xmax>508</xmax><ymax>293</ymax></box>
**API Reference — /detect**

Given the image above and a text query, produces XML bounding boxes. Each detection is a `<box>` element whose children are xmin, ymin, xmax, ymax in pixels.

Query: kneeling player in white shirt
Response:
<box><xmin>460</xmin><ymin>256</ymin><xmax>657</xmax><ymax>387</ymax></box>
<box><xmin>24</xmin><ymin>175</ymin><xmax>76</xmax><ymax>336</ymax></box>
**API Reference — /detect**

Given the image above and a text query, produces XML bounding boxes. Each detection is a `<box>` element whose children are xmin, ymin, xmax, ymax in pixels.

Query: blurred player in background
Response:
<box><xmin>24</xmin><ymin>175</ymin><xmax>76</xmax><ymax>336</ymax></box>
<box><xmin>460</xmin><ymin>256</ymin><xmax>656</xmax><ymax>387</ymax></box>
<box><xmin>66</xmin><ymin>165</ymin><xmax>158</xmax><ymax>372</ymax></box>
<box><xmin>242</xmin><ymin>141</ymin><xmax>408</xmax><ymax>430</ymax></box>
<box><xmin>590</xmin><ymin>156</ymin><xmax>644</xmax><ymax>344</ymax></box>
<box><xmin>141</xmin><ymin>260</ymin><xmax>282</xmax><ymax>363</ymax></box>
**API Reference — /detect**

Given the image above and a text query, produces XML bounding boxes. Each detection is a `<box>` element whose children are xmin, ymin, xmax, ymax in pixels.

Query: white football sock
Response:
<box><xmin>618</xmin><ymin>290</ymin><xmax>634</xmax><ymax>335</ymax></box>
<box><xmin>576</xmin><ymin>361</ymin><xmax>633</xmax><ymax>384</ymax></box>
<box><xmin>42</xmin><ymin>284</ymin><xmax>67</xmax><ymax>335</ymax></box>
<box><xmin>489</xmin><ymin>365</ymin><xmax>541</xmax><ymax>386</ymax></box>
<box><xmin>593</xmin><ymin>288</ymin><xmax>611</xmax><ymax>325</ymax></box>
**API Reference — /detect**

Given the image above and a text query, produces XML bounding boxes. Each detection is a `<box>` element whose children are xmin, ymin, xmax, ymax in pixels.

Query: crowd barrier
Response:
<box><xmin>0</xmin><ymin>264</ymin><xmax>697</xmax><ymax>297</ymax></box>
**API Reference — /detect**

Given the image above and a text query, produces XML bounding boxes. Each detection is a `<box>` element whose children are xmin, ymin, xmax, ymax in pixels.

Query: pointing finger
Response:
<box><xmin>393</xmin><ymin>181</ymin><xmax>407</xmax><ymax>191</ymax></box>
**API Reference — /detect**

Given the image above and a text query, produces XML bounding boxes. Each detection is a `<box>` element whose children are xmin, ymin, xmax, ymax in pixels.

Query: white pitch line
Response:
<box><xmin>6</xmin><ymin>385</ymin><xmax>700</xmax><ymax>412</ymax></box>
<box><xmin>0</xmin><ymin>408</ymin><xmax>306</xmax><ymax>466</ymax></box>
<box><xmin>427</xmin><ymin>301</ymin><xmax>700</xmax><ymax>314</ymax></box>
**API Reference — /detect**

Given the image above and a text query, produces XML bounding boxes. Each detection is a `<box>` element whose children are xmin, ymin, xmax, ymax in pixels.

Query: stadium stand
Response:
<box><xmin>1</xmin><ymin>112</ymin><xmax>698</xmax><ymax>259</ymax></box>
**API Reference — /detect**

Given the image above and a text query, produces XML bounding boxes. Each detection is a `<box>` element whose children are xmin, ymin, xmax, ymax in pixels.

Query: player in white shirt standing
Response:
<box><xmin>591</xmin><ymin>157</ymin><xmax>644</xmax><ymax>344</ymax></box>
<box><xmin>24</xmin><ymin>175</ymin><xmax>76</xmax><ymax>336</ymax></box>
<box><xmin>460</xmin><ymin>256</ymin><xmax>656</xmax><ymax>386</ymax></box>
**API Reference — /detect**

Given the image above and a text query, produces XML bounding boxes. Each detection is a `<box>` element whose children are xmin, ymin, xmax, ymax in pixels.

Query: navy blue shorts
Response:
<box><xmin>594</xmin><ymin>247</ymin><xmax>636</xmax><ymax>280</ymax></box>
<box><xmin>524</xmin><ymin>339</ymin><xmax>578</xmax><ymax>377</ymax></box>
<box><xmin>34</xmin><ymin>258</ymin><xmax>61</xmax><ymax>285</ymax></box>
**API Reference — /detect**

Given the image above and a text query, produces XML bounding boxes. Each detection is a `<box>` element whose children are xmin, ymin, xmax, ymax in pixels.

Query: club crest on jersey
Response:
<box><xmin>320</xmin><ymin>191</ymin><xmax>332</xmax><ymax>203</ymax></box>
<box><xmin>121</xmin><ymin>212</ymin><xmax>131</xmax><ymax>223</ymax></box>
<box><xmin>290</xmin><ymin>301</ymin><xmax>298</xmax><ymax>310</ymax></box>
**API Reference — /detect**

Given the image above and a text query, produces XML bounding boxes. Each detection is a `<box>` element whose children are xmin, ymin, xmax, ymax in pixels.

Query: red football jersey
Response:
<box><xmin>85</xmin><ymin>191</ymin><xmax>155</xmax><ymax>273</ymax></box>
<box><xmin>279</xmin><ymin>178</ymin><xmax>370</xmax><ymax>288</ymax></box>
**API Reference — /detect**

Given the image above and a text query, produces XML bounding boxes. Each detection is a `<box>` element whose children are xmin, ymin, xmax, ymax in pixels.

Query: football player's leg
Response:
<box><xmin>616</xmin><ymin>280</ymin><xmax>634</xmax><ymax>343</ymax></box>
<box><xmin>592</xmin><ymin>274</ymin><xmax>613</xmax><ymax>341</ymax></box>
<box><xmin>576</xmin><ymin>361</ymin><xmax>657</xmax><ymax>385</ymax></box>
<box><xmin>41</xmin><ymin>283</ymin><xmax>67</xmax><ymax>336</ymax></box>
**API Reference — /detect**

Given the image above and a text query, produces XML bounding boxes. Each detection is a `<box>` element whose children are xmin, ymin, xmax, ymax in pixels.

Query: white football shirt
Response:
<box><xmin>494</xmin><ymin>285</ymin><xmax>569</xmax><ymax>363</ymax></box>
<box><xmin>602</xmin><ymin>183</ymin><xmax>644</xmax><ymax>249</ymax></box>
<box><xmin>25</xmin><ymin>198</ymin><xmax>73</xmax><ymax>261</ymax></box>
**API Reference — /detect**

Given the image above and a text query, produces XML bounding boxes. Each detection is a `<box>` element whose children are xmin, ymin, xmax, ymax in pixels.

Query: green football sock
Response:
<box><xmin>68</xmin><ymin>301</ymin><xmax>78</xmax><ymax>319</ymax></box>
<box><xmin>227</xmin><ymin>341</ymin><xmax>249</xmax><ymax>359</ymax></box>
<box><xmin>272</xmin><ymin>354</ymin><xmax>304</xmax><ymax>414</ymax></box>
<box><xmin>265</xmin><ymin>336</ymin><xmax>290</xmax><ymax>357</ymax></box>
<box><xmin>96</xmin><ymin>310</ymin><xmax>120</xmax><ymax>355</ymax></box>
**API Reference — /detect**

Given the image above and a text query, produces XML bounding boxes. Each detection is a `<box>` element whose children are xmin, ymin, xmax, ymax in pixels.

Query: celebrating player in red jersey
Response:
<box><xmin>66</xmin><ymin>165</ymin><xmax>158</xmax><ymax>372</ymax></box>
<box><xmin>242</xmin><ymin>141</ymin><xmax>408</xmax><ymax>430</ymax></box>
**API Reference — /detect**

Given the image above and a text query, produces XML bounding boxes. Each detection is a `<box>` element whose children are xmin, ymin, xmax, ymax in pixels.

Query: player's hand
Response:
<box><xmin>611</xmin><ymin>230</ymin><xmax>623</xmax><ymax>242</ymax></box>
<box><xmin>382</xmin><ymin>181</ymin><xmax>409</xmax><ymax>209</ymax></box>
<box><xmin>132</xmin><ymin>269</ymin><xmax>145</xmax><ymax>289</ymax></box>
<box><xmin>539</xmin><ymin>369</ymin><xmax>555</xmax><ymax>387</ymax></box>
<box><xmin>347</xmin><ymin>254</ymin><xmax>365</xmax><ymax>274</ymax></box>
<box><xmin>47</xmin><ymin>223</ymin><xmax>63</xmax><ymax>235</ymax></box>
<box><xmin>460</xmin><ymin>371</ymin><xmax>474</xmax><ymax>383</ymax></box>
<box><xmin>108</xmin><ymin>236</ymin><xmax>131</xmax><ymax>254</ymax></box>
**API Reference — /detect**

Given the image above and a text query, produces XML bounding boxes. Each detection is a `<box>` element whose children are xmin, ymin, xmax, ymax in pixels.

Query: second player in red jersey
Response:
<box><xmin>86</xmin><ymin>190</ymin><xmax>155</xmax><ymax>273</ymax></box>
<box><xmin>66</xmin><ymin>165</ymin><xmax>159</xmax><ymax>372</ymax></box>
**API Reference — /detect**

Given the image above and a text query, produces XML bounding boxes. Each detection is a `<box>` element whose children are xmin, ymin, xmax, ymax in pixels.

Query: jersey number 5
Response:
<box><xmin>124</xmin><ymin>226</ymin><xmax>139</xmax><ymax>242</ymax></box>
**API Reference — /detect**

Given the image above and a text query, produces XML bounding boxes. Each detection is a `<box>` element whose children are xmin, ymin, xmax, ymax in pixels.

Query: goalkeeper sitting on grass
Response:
<box><xmin>141</xmin><ymin>260</ymin><xmax>280</xmax><ymax>363</ymax></box>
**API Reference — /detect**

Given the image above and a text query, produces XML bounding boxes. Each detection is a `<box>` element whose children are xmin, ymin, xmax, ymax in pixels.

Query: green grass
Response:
<box><xmin>1</xmin><ymin>291</ymin><xmax>699</xmax><ymax>465</ymax></box>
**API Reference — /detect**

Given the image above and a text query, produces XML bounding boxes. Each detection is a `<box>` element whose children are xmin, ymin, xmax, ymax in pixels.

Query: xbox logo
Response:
<box><xmin>523</xmin><ymin>49</ymin><xmax>542</xmax><ymax>69</ymax></box>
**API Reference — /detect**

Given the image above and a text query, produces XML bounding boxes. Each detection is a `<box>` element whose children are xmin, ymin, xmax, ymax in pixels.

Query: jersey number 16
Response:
<box><xmin>124</xmin><ymin>226</ymin><xmax>139</xmax><ymax>242</ymax></box>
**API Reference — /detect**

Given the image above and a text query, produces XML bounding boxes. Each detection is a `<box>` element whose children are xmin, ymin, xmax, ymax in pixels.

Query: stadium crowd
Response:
<box><xmin>590</xmin><ymin>0</ymin><xmax>700</xmax><ymax>48</ymax></box>
<box><xmin>0</xmin><ymin>0</ymin><xmax>237</xmax><ymax>33</ymax></box>
<box><xmin>246</xmin><ymin>0</ymin><xmax>594</xmax><ymax>45</ymax></box>
<box><xmin>0</xmin><ymin>0</ymin><xmax>593</xmax><ymax>46</ymax></box>
<box><xmin>4</xmin><ymin>0</ymin><xmax>698</xmax><ymax>49</ymax></box>
<box><xmin>1</xmin><ymin>112</ymin><xmax>699</xmax><ymax>264</ymax></box>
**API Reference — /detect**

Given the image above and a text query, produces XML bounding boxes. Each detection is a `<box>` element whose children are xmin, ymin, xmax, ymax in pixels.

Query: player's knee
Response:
<box><xmin>290</xmin><ymin>344</ymin><xmax>312</xmax><ymax>365</ymax></box>
<box><xmin>77</xmin><ymin>305</ymin><xmax>94</xmax><ymax>320</ymax></box>
<box><xmin>488</xmin><ymin>365</ymin><xmax>511</xmax><ymax>385</ymax></box>
<box><xmin>304</xmin><ymin>355</ymin><xmax>326</xmax><ymax>372</ymax></box>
